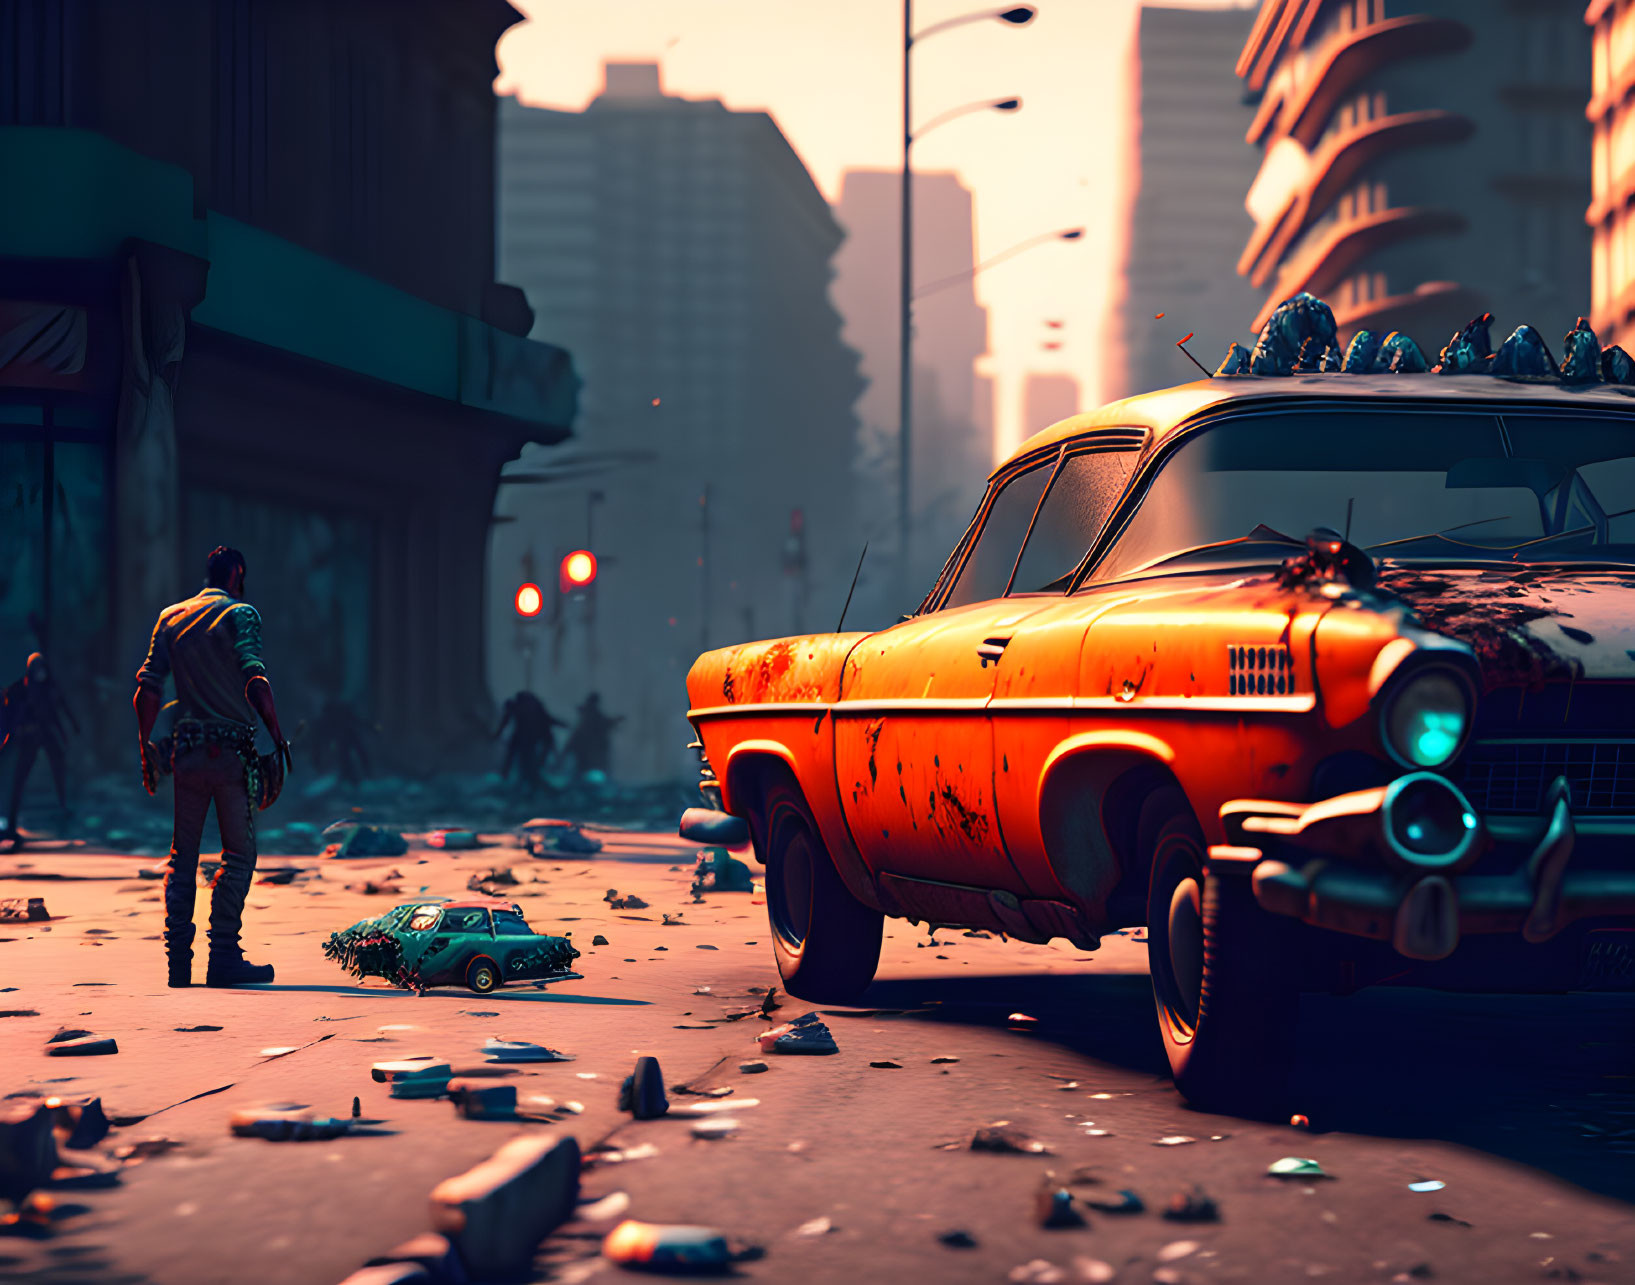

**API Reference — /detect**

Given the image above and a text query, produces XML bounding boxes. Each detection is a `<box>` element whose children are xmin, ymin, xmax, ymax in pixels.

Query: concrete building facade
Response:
<box><xmin>0</xmin><ymin>0</ymin><xmax>577</xmax><ymax>767</ymax></box>
<box><xmin>497</xmin><ymin>65</ymin><xmax>863</xmax><ymax>782</ymax></box>
<box><xmin>1588</xmin><ymin>0</ymin><xmax>1635</xmax><ymax>346</ymax></box>
<box><xmin>1236</xmin><ymin>0</ymin><xmax>1591</xmax><ymax>348</ymax></box>
<box><xmin>831</xmin><ymin>169</ymin><xmax>993</xmax><ymax>604</ymax></box>
<box><xmin>1105</xmin><ymin>4</ymin><xmax>1264</xmax><ymax>401</ymax></box>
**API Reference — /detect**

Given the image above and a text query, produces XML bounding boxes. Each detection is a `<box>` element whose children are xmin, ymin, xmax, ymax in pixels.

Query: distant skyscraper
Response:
<box><xmin>1235</xmin><ymin>0</ymin><xmax>1590</xmax><ymax>349</ymax></box>
<box><xmin>1106</xmin><ymin>4</ymin><xmax>1263</xmax><ymax>401</ymax></box>
<box><xmin>1021</xmin><ymin>373</ymin><xmax>1082</xmax><ymax>437</ymax></box>
<box><xmin>832</xmin><ymin>169</ymin><xmax>991</xmax><ymax>598</ymax></box>
<box><xmin>1588</xmin><ymin>0</ymin><xmax>1635</xmax><ymax>347</ymax></box>
<box><xmin>498</xmin><ymin>65</ymin><xmax>863</xmax><ymax>781</ymax></box>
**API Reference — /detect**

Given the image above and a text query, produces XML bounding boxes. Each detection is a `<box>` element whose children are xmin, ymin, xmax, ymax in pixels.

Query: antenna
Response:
<box><xmin>1176</xmin><ymin>332</ymin><xmax>1212</xmax><ymax>379</ymax></box>
<box><xmin>836</xmin><ymin>542</ymin><xmax>868</xmax><ymax>632</ymax></box>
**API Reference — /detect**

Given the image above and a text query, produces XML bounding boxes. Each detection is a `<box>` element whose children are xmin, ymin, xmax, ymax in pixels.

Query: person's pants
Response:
<box><xmin>5</xmin><ymin>732</ymin><xmax>66</xmax><ymax>830</ymax></box>
<box><xmin>163</xmin><ymin>744</ymin><xmax>257</xmax><ymax>963</ymax></box>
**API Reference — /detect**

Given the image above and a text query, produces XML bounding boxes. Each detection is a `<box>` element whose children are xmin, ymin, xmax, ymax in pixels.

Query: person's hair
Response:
<box><xmin>205</xmin><ymin>546</ymin><xmax>247</xmax><ymax>589</ymax></box>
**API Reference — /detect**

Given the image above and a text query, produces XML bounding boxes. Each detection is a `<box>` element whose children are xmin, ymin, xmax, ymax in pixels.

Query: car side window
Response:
<box><xmin>442</xmin><ymin>908</ymin><xmax>491</xmax><ymax>933</ymax></box>
<box><xmin>407</xmin><ymin>907</ymin><xmax>441</xmax><ymax>932</ymax></box>
<box><xmin>1008</xmin><ymin>449</ymin><xmax>1139</xmax><ymax>594</ymax></box>
<box><xmin>944</xmin><ymin>460</ymin><xmax>1054</xmax><ymax>608</ymax></box>
<box><xmin>493</xmin><ymin>911</ymin><xmax>534</xmax><ymax>936</ymax></box>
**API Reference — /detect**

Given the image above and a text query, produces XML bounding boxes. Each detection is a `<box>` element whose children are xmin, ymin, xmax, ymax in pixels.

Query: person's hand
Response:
<box><xmin>140</xmin><ymin>741</ymin><xmax>159</xmax><ymax>796</ymax></box>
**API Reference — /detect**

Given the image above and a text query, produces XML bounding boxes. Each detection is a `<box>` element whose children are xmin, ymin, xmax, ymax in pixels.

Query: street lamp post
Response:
<box><xmin>913</xmin><ymin>225</ymin><xmax>1084</xmax><ymax>301</ymax></box>
<box><xmin>900</xmin><ymin>3</ymin><xmax>1035</xmax><ymax>604</ymax></box>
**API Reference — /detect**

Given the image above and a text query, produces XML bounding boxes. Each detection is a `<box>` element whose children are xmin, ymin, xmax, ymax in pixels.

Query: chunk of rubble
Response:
<box><xmin>359</xmin><ymin>1233</ymin><xmax>468</xmax><ymax>1285</ymax></box>
<box><xmin>447</xmin><ymin>1080</ymin><xmax>517</xmax><ymax>1120</ymax></box>
<box><xmin>1034</xmin><ymin>1178</ymin><xmax>1086</xmax><ymax>1229</ymax></box>
<box><xmin>1085</xmin><ymin>1189</ymin><xmax>1145</xmax><ymax>1215</ymax></box>
<box><xmin>0</xmin><ymin>1099</ymin><xmax>59</xmax><ymax>1205</ymax></box>
<box><xmin>52</xmin><ymin>1098</ymin><xmax>110</xmax><ymax>1150</ymax></box>
<box><xmin>591</xmin><ymin>935</ymin><xmax>609</xmax><ymax>947</ymax></box>
<box><xmin>692</xmin><ymin>847</ymin><xmax>754</xmax><ymax>894</ymax></box>
<box><xmin>482</xmin><ymin>1038</ymin><xmax>568</xmax><ymax>1064</ymax></box>
<box><xmin>1162</xmin><ymin>1185</ymin><xmax>1220</xmax><ymax>1222</ymax></box>
<box><xmin>1560</xmin><ymin>317</ymin><xmax>1602</xmax><ymax>382</ymax></box>
<box><xmin>1433</xmin><ymin>313</ymin><xmax>1494</xmax><ymax>374</ymax></box>
<box><xmin>0</xmin><ymin>896</ymin><xmax>49</xmax><ymax>922</ymax></box>
<box><xmin>555</xmin><ymin>826</ymin><xmax>603</xmax><ymax>855</ymax></box>
<box><xmin>228</xmin><ymin>1106</ymin><xmax>350</xmax><ymax>1141</ymax></box>
<box><xmin>969</xmin><ymin>1123</ymin><xmax>1052</xmax><ymax>1155</ymax></box>
<box><xmin>1268</xmin><ymin>1156</ymin><xmax>1329</xmax><ymax>1179</ymax></box>
<box><xmin>429</xmin><ymin>1134</ymin><xmax>581</xmax><ymax>1281</ymax></box>
<box><xmin>619</xmin><ymin>1056</ymin><xmax>670</xmax><ymax>1120</ymax></box>
<box><xmin>602</xmin><ymin>1220</ymin><xmax>734</xmax><ymax>1271</ymax></box>
<box><xmin>372</xmin><ymin>1058</ymin><xmax>452</xmax><ymax>1084</ymax></box>
<box><xmin>46</xmin><ymin>1035</ymin><xmax>118</xmax><ymax>1057</ymax></box>
<box><xmin>757</xmin><ymin>1012</ymin><xmax>837</xmax><ymax>1055</ymax></box>
<box><xmin>738</xmin><ymin>1060</ymin><xmax>768</xmax><ymax>1075</ymax></box>
<box><xmin>1490</xmin><ymin>324</ymin><xmax>1557</xmax><ymax>378</ymax></box>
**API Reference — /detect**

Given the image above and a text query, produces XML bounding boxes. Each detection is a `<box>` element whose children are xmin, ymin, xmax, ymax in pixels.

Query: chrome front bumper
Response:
<box><xmin>1210</xmin><ymin>773</ymin><xmax>1635</xmax><ymax>962</ymax></box>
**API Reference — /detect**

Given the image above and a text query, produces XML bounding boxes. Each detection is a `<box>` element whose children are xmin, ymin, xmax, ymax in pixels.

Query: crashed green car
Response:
<box><xmin>322</xmin><ymin>897</ymin><xmax>581</xmax><ymax>994</ymax></box>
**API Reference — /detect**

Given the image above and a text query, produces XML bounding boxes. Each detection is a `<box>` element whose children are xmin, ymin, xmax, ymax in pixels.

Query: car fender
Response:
<box><xmin>1033</xmin><ymin>730</ymin><xmax>1178</xmax><ymax>917</ymax></box>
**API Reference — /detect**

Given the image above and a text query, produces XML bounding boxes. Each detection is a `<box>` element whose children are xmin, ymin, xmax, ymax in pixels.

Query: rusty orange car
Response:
<box><xmin>685</xmin><ymin>369</ymin><xmax>1635</xmax><ymax>1112</ymax></box>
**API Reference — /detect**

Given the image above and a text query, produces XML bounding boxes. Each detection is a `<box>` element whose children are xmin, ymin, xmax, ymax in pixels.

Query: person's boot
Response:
<box><xmin>205</xmin><ymin>953</ymin><xmax>275</xmax><ymax>987</ymax></box>
<box><xmin>164</xmin><ymin>920</ymin><xmax>195</xmax><ymax>988</ymax></box>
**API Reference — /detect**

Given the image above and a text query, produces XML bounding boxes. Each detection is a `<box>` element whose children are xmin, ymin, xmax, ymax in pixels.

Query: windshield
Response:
<box><xmin>1091</xmin><ymin>407</ymin><xmax>1635</xmax><ymax>581</ymax></box>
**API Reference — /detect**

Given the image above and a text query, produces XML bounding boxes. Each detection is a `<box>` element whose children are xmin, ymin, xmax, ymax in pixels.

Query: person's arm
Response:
<box><xmin>494</xmin><ymin>703</ymin><xmax>513</xmax><ymax>740</ymax></box>
<box><xmin>133</xmin><ymin>620</ymin><xmax>170</xmax><ymax>794</ymax></box>
<box><xmin>233</xmin><ymin>605</ymin><xmax>291</xmax><ymax>771</ymax></box>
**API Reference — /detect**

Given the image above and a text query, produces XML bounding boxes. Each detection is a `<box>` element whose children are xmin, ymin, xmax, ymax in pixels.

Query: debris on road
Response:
<box><xmin>592</xmin><ymin>935</ymin><xmax>609</xmax><ymax>946</ymax></box>
<box><xmin>757</xmin><ymin>1012</ymin><xmax>837</xmax><ymax>1055</ymax></box>
<box><xmin>1007</xmin><ymin>1260</ymin><xmax>1068</xmax><ymax>1283</ymax></box>
<box><xmin>619</xmin><ymin>1056</ymin><xmax>670</xmax><ymax>1120</ymax></box>
<box><xmin>45</xmin><ymin>1035</ymin><xmax>118</xmax><ymax>1057</ymax></box>
<box><xmin>483</xmin><ymin>1038</ymin><xmax>569</xmax><ymax>1064</ymax></box>
<box><xmin>174</xmin><ymin>1024</ymin><xmax>223</xmax><ymax>1032</ymax></box>
<box><xmin>447</xmin><ymin>1080</ymin><xmax>518</xmax><ymax>1120</ymax></box>
<box><xmin>691</xmin><ymin>1117</ymin><xmax>740</xmax><ymax>1139</ymax></box>
<box><xmin>738</xmin><ymin>1060</ymin><xmax>768</xmax><ymax>1075</ymax></box>
<box><xmin>1428</xmin><ymin>1212</ymin><xmax>1471</xmax><ymax>1227</ymax></box>
<box><xmin>1157</xmin><ymin>1239</ymin><xmax>1200</xmax><ymax>1262</ymax></box>
<box><xmin>112</xmin><ymin>1137</ymin><xmax>182</xmax><ymax>1164</ymax></box>
<box><xmin>373</xmin><ymin>1059</ymin><xmax>453</xmax><ymax>1084</ymax></box>
<box><xmin>0</xmin><ymin>1100</ymin><xmax>59</xmax><ymax>1205</ymax></box>
<box><xmin>1034</xmin><ymin>1179</ymin><xmax>1086</xmax><ymax>1229</ymax></box>
<box><xmin>256</xmin><ymin>867</ymin><xmax>299</xmax><ymax>885</ymax></box>
<box><xmin>1085</xmin><ymin>1189</ymin><xmax>1145</xmax><ymax>1215</ymax></box>
<box><xmin>930</xmin><ymin>1056</ymin><xmax>959</xmax><ymax>1065</ymax></box>
<box><xmin>938</xmin><ymin>1229</ymin><xmax>978</xmax><ymax>1249</ymax></box>
<box><xmin>1154</xmin><ymin>1135</ymin><xmax>1196</xmax><ymax>1146</ymax></box>
<box><xmin>969</xmin><ymin>1123</ymin><xmax>1052</xmax><ymax>1155</ymax></box>
<box><xmin>51</xmin><ymin>1098</ymin><xmax>110</xmax><ymax>1150</ymax></box>
<box><xmin>357</xmin><ymin>1232</ymin><xmax>467</xmax><ymax>1285</ymax></box>
<box><xmin>1163</xmin><ymin>1186</ymin><xmax>1220</xmax><ymax>1223</ymax></box>
<box><xmin>228</xmin><ymin>1106</ymin><xmax>351</xmax><ymax>1141</ymax></box>
<box><xmin>691</xmin><ymin>847</ymin><xmax>754</xmax><ymax>895</ymax></box>
<box><xmin>869</xmin><ymin>1060</ymin><xmax>902</xmax><ymax>1069</ymax></box>
<box><xmin>1408</xmin><ymin>1180</ymin><xmax>1447</xmax><ymax>1193</ymax></box>
<box><xmin>429</xmin><ymin>1134</ymin><xmax>580</xmax><ymax>1281</ymax></box>
<box><xmin>608</xmin><ymin>894</ymin><xmax>648</xmax><ymax>910</ymax></box>
<box><xmin>602</xmin><ymin>1219</ymin><xmax>742</xmax><ymax>1272</ymax></box>
<box><xmin>427</xmin><ymin>829</ymin><xmax>479</xmax><ymax>850</ymax></box>
<box><xmin>554</xmin><ymin>826</ymin><xmax>603</xmax><ymax>855</ymax></box>
<box><xmin>1268</xmin><ymin>1157</ymin><xmax>1330</xmax><ymax>1180</ymax></box>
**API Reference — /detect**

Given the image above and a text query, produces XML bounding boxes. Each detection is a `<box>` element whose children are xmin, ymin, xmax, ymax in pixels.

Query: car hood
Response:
<box><xmin>1376</xmin><ymin>563</ymin><xmax>1635</xmax><ymax>690</ymax></box>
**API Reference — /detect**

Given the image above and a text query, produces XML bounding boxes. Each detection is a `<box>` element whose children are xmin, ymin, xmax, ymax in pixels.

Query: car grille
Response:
<box><xmin>1458</xmin><ymin>740</ymin><xmax>1635</xmax><ymax>815</ymax></box>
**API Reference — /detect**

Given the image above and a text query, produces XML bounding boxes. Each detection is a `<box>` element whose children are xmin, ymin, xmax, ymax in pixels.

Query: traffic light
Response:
<box><xmin>514</xmin><ymin>582</ymin><xmax>543</xmax><ymax>617</ymax></box>
<box><xmin>560</xmin><ymin>549</ymin><xmax>597</xmax><ymax>593</ymax></box>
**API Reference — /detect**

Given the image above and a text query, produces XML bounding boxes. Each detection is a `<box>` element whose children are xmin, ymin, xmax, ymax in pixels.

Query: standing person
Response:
<box><xmin>0</xmin><ymin>652</ymin><xmax>77</xmax><ymax>841</ymax></box>
<box><xmin>563</xmin><ymin>692</ymin><xmax>623</xmax><ymax>781</ymax></box>
<box><xmin>133</xmin><ymin>546</ymin><xmax>291</xmax><ymax>988</ymax></box>
<box><xmin>494</xmin><ymin>690</ymin><xmax>565</xmax><ymax>788</ymax></box>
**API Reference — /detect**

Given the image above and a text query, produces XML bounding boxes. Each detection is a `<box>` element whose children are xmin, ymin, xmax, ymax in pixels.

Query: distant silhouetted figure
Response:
<box><xmin>1</xmin><ymin>652</ymin><xmax>76</xmax><ymax>839</ymax></box>
<box><xmin>564</xmin><ymin>692</ymin><xmax>623</xmax><ymax>780</ymax></box>
<box><xmin>495</xmin><ymin>691</ymin><xmax>565</xmax><ymax>787</ymax></box>
<box><xmin>310</xmin><ymin>698</ymin><xmax>372</xmax><ymax>784</ymax></box>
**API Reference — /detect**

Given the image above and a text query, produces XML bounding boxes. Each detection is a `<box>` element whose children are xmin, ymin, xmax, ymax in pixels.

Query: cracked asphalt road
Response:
<box><xmin>1</xmin><ymin>830</ymin><xmax>1632</xmax><ymax>1284</ymax></box>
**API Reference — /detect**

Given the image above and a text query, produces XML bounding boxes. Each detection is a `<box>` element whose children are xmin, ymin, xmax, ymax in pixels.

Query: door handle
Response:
<box><xmin>976</xmin><ymin>637</ymin><xmax>1011</xmax><ymax>668</ymax></box>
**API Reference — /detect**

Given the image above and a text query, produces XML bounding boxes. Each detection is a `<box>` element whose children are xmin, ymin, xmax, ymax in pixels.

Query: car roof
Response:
<box><xmin>998</xmin><ymin>374</ymin><xmax>1635</xmax><ymax>479</ymax></box>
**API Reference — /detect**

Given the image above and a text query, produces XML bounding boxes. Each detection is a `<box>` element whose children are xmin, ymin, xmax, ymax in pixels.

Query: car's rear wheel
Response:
<box><xmin>1143</xmin><ymin>789</ymin><xmax>1297</xmax><ymax>1118</ymax></box>
<box><xmin>465</xmin><ymin>955</ymin><xmax>501</xmax><ymax>994</ymax></box>
<box><xmin>756</xmin><ymin>776</ymin><xmax>883</xmax><ymax>1004</ymax></box>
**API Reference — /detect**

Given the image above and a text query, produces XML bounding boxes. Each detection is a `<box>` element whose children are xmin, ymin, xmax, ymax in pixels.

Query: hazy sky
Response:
<box><xmin>498</xmin><ymin>0</ymin><xmax>1253</xmax><ymax>461</ymax></box>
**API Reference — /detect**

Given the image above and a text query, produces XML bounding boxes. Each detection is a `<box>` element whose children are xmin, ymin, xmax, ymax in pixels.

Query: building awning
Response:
<box><xmin>0</xmin><ymin>127</ymin><xmax>577</xmax><ymax>442</ymax></box>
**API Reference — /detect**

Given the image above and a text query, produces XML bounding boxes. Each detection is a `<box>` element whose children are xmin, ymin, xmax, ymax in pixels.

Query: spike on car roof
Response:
<box><xmin>1215</xmin><ymin>293</ymin><xmax>1635</xmax><ymax>386</ymax></box>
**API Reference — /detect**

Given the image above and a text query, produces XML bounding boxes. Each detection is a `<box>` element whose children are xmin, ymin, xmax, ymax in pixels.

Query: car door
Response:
<box><xmin>833</xmin><ymin>450</ymin><xmax>1062</xmax><ymax>891</ymax></box>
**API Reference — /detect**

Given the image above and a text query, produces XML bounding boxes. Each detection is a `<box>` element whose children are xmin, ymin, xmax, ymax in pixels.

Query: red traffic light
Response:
<box><xmin>560</xmin><ymin>549</ymin><xmax>598</xmax><ymax>591</ymax></box>
<box><xmin>514</xmin><ymin>583</ymin><xmax>543</xmax><ymax>617</ymax></box>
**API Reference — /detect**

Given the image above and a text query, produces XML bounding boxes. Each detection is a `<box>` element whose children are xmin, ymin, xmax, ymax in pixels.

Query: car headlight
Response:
<box><xmin>1381</xmin><ymin>667</ymin><xmax>1473</xmax><ymax>770</ymax></box>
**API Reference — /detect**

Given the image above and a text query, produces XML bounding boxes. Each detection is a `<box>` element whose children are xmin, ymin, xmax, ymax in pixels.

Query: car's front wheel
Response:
<box><xmin>1144</xmin><ymin>789</ymin><xmax>1297</xmax><ymax>1118</ymax></box>
<box><xmin>756</xmin><ymin>776</ymin><xmax>883</xmax><ymax>1004</ymax></box>
<box><xmin>465</xmin><ymin>955</ymin><xmax>501</xmax><ymax>994</ymax></box>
